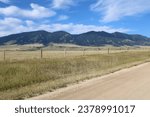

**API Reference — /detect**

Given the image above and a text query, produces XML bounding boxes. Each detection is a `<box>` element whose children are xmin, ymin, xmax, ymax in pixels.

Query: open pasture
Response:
<box><xmin>0</xmin><ymin>46</ymin><xmax>149</xmax><ymax>61</ymax></box>
<box><xmin>0</xmin><ymin>48</ymin><xmax>150</xmax><ymax>99</ymax></box>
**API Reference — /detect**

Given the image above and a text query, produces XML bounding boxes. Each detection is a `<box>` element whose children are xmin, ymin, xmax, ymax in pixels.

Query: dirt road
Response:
<box><xmin>30</xmin><ymin>62</ymin><xmax>150</xmax><ymax>100</ymax></box>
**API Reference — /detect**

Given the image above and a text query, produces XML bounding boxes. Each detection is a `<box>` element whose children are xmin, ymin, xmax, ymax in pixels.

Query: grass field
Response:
<box><xmin>0</xmin><ymin>50</ymin><xmax>150</xmax><ymax>99</ymax></box>
<box><xmin>0</xmin><ymin>45</ymin><xmax>149</xmax><ymax>61</ymax></box>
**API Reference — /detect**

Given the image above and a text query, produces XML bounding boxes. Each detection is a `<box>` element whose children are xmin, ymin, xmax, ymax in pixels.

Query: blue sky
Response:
<box><xmin>0</xmin><ymin>0</ymin><xmax>150</xmax><ymax>37</ymax></box>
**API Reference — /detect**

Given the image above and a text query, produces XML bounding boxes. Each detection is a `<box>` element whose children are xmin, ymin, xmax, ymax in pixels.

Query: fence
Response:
<box><xmin>0</xmin><ymin>47</ymin><xmax>149</xmax><ymax>61</ymax></box>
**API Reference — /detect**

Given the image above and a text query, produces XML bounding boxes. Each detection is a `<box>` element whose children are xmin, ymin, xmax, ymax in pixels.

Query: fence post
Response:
<box><xmin>108</xmin><ymin>48</ymin><xmax>110</xmax><ymax>54</ymax></box>
<box><xmin>97</xmin><ymin>48</ymin><xmax>100</xmax><ymax>54</ymax></box>
<box><xmin>64</xmin><ymin>48</ymin><xmax>67</xmax><ymax>57</ymax></box>
<box><xmin>41</xmin><ymin>49</ymin><xmax>43</xmax><ymax>59</ymax></box>
<box><xmin>83</xmin><ymin>48</ymin><xmax>85</xmax><ymax>56</ymax></box>
<box><xmin>4</xmin><ymin>50</ymin><xmax>6</xmax><ymax>60</ymax></box>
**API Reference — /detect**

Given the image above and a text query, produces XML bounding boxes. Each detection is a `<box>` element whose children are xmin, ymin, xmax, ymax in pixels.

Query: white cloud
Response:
<box><xmin>91</xmin><ymin>0</ymin><xmax>150</xmax><ymax>22</ymax></box>
<box><xmin>0</xmin><ymin>0</ymin><xmax>9</xmax><ymax>3</ymax></box>
<box><xmin>58</xmin><ymin>15</ymin><xmax>69</xmax><ymax>20</ymax></box>
<box><xmin>51</xmin><ymin>0</ymin><xmax>75</xmax><ymax>9</ymax></box>
<box><xmin>25</xmin><ymin>20</ymin><xmax>35</xmax><ymax>26</ymax></box>
<box><xmin>0</xmin><ymin>17</ymin><xmax>22</xmax><ymax>26</ymax></box>
<box><xmin>0</xmin><ymin>17</ymin><xmax>24</xmax><ymax>36</ymax></box>
<box><xmin>0</xmin><ymin>17</ymin><xmax>129</xmax><ymax>36</ymax></box>
<box><xmin>0</xmin><ymin>3</ymin><xmax>56</xmax><ymax>19</ymax></box>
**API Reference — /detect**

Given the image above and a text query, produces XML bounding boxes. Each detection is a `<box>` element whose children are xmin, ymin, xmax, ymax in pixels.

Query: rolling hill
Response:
<box><xmin>0</xmin><ymin>30</ymin><xmax>150</xmax><ymax>46</ymax></box>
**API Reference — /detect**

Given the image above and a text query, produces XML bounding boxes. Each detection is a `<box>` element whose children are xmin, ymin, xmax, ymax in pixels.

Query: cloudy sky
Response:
<box><xmin>0</xmin><ymin>0</ymin><xmax>150</xmax><ymax>37</ymax></box>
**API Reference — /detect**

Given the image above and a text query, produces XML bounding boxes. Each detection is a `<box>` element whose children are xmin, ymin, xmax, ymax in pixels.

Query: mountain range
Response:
<box><xmin>0</xmin><ymin>30</ymin><xmax>150</xmax><ymax>46</ymax></box>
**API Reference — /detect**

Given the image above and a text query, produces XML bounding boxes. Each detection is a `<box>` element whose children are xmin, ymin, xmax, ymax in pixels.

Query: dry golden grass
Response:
<box><xmin>0</xmin><ymin>50</ymin><xmax>109</xmax><ymax>60</ymax></box>
<box><xmin>0</xmin><ymin>50</ymin><xmax>150</xmax><ymax>99</ymax></box>
<box><xmin>0</xmin><ymin>48</ymin><xmax>149</xmax><ymax>61</ymax></box>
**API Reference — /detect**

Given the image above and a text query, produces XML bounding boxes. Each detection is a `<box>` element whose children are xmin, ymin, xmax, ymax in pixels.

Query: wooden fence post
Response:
<box><xmin>4</xmin><ymin>50</ymin><xmax>6</xmax><ymax>60</ymax></box>
<box><xmin>83</xmin><ymin>48</ymin><xmax>85</xmax><ymax>56</ymax></box>
<box><xmin>41</xmin><ymin>49</ymin><xmax>43</xmax><ymax>59</ymax></box>
<box><xmin>108</xmin><ymin>48</ymin><xmax>110</xmax><ymax>54</ymax></box>
<box><xmin>64</xmin><ymin>48</ymin><xmax>67</xmax><ymax>57</ymax></box>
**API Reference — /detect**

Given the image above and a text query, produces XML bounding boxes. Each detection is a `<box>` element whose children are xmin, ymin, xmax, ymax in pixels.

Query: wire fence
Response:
<box><xmin>0</xmin><ymin>47</ymin><xmax>150</xmax><ymax>61</ymax></box>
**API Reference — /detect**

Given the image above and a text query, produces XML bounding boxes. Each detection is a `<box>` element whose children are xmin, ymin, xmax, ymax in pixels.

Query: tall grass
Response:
<box><xmin>0</xmin><ymin>51</ymin><xmax>150</xmax><ymax>99</ymax></box>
